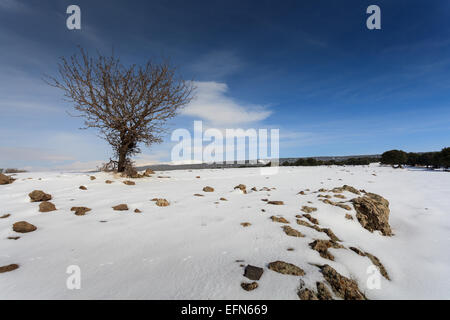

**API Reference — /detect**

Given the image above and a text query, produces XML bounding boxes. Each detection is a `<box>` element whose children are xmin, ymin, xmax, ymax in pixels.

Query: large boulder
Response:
<box><xmin>352</xmin><ymin>193</ymin><xmax>392</xmax><ymax>236</ymax></box>
<box><xmin>0</xmin><ymin>173</ymin><xmax>15</xmax><ymax>185</ymax></box>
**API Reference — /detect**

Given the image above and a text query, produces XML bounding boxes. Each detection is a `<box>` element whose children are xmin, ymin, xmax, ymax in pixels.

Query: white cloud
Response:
<box><xmin>182</xmin><ymin>81</ymin><xmax>272</xmax><ymax>125</ymax></box>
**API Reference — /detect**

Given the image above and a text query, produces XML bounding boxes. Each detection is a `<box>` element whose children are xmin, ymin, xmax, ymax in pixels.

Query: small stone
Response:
<box><xmin>268</xmin><ymin>261</ymin><xmax>305</xmax><ymax>276</ymax></box>
<box><xmin>123</xmin><ymin>180</ymin><xmax>135</xmax><ymax>185</ymax></box>
<box><xmin>241</xmin><ymin>282</ymin><xmax>259</xmax><ymax>291</ymax></box>
<box><xmin>0</xmin><ymin>264</ymin><xmax>19</xmax><ymax>273</ymax></box>
<box><xmin>0</xmin><ymin>214</ymin><xmax>11</xmax><ymax>219</ymax></box>
<box><xmin>105</xmin><ymin>180</ymin><xmax>114</xmax><ymax>184</ymax></box>
<box><xmin>7</xmin><ymin>236</ymin><xmax>20</xmax><ymax>240</ymax></box>
<box><xmin>345</xmin><ymin>214</ymin><xmax>353</xmax><ymax>220</ymax></box>
<box><xmin>244</xmin><ymin>265</ymin><xmax>264</xmax><ymax>280</ymax></box>
<box><xmin>79</xmin><ymin>186</ymin><xmax>87</xmax><ymax>190</ymax></box>
<box><xmin>267</xmin><ymin>200</ymin><xmax>284</xmax><ymax>205</ymax></box>
<box><xmin>155</xmin><ymin>199</ymin><xmax>169</xmax><ymax>207</ymax></box>
<box><xmin>194</xmin><ymin>194</ymin><xmax>204</xmax><ymax>197</ymax></box>
<box><xmin>29</xmin><ymin>190</ymin><xmax>52</xmax><ymax>202</ymax></box>
<box><xmin>90</xmin><ymin>176</ymin><xmax>96</xmax><ymax>180</ymax></box>
<box><xmin>39</xmin><ymin>201</ymin><xmax>57</xmax><ymax>212</ymax></box>
<box><xmin>234</xmin><ymin>184</ymin><xmax>247</xmax><ymax>194</ymax></box>
<box><xmin>282</xmin><ymin>225</ymin><xmax>304</xmax><ymax>237</ymax></box>
<box><xmin>134</xmin><ymin>209</ymin><xmax>142</xmax><ymax>213</ymax></box>
<box><xmin>13</xmin><ymin>221</ymin><xmax>37</xmax><ymax>233</ymax></box>
<box><xmin>241</xmin><ymin>222</ymin><xmax>251</xmax><ymax>227</ymax></box>
<box><xmin>270</xmin><ymin>216</ymin><xmax>289</xmax><ymax>224</ymax></box>
<box><xmin>203</xmin><ymin>186</ymin><xmax>214</xmax><ymax>192</ymax></box>
<box><xmin>220</xmin><ymin>197</ymin><xmax>227</xmax><ymax>201</ymax></box>
<box><xmin>112</xmin><ymin>204</ymin><xmax>128</xmax><ymax>211</ymax></box>
<box><xmin>71</xmin><ymin>207</ymin><xmax>91</xmax><ymax>216</ymax></box>
<box><xmin>301</xmin><ymin>206</ymin><xmax>317</xmax><ymax>214</ymax></box>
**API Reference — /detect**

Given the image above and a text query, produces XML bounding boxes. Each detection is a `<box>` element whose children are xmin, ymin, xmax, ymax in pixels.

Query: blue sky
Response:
<box><xmin>1</xmin><ymin>0</ymin><xmax>450</xmax><ymax>170</ymax></box>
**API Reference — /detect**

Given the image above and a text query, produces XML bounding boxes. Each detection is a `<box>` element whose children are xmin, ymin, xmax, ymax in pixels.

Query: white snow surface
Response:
<box><xmin>0</xmin><ymin>164</ymin><xmax>449</xmax><ymax>299</ymax></box>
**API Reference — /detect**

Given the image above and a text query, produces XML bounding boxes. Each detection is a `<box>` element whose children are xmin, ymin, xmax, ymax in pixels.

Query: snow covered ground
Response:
<box><xmin>1</xmin><ymin>164</ymin><xmax>449</xmax><ymax>299</ymax></box>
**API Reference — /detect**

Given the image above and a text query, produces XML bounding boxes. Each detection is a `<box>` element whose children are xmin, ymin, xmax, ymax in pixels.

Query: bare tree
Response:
<box><xmin>46</xmin><ymin>47</ymin><xmax>195</xmax><ymax>172</ymax></box>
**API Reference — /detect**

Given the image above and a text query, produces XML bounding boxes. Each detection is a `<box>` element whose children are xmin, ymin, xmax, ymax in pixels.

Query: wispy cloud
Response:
<box><xmin>182</xmin><ymin>81</ymin><xmax>272</xmax><ymax>126</ymax></box>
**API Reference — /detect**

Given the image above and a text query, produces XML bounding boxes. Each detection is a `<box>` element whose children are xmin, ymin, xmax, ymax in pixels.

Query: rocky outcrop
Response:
<box><xmin>282</xmin><ymin>225</ymin><xmax>304</xmax><ymax>237</ymax></box>
<box><xmin>268</xmin><ymin>261</ymin><xmax>305</xmax><ymax>276</ymax></box>
<box><xmin>309</xmin><ymin>239</ymin><xmax>344</xmax><ymax>261</ymax></box>
<box><xmin>320</xmin><ymin>265</ymin><xmax>366</xmax><ymax>300</ymax></box>
<box><xmin>352</xmin><ymin>193</ymin><xmax>392</xmax><ymax>236</ymax></box>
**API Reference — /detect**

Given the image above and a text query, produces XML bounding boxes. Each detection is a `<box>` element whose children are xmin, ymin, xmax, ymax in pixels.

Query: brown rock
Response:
<box><xmin>334</xmin><ymin>194</ymin><xmax>346</xmax><ymax>199</ymax></box>
<box><xmin>270</xmin><ymin>216</ymin><xmax>289</xmax><ymax>224</ymax></box>
<box><xmin>345</xmin><ymin>214</ymin><xmax>353</xmax><ymax>220</ymax></box>
<box><xmin>244</xmin><ymin>265</ymin><xmax>264</xmax><ymax>280</ymax></box>
<box><xmin>301</xmin><ymin>206</ymin><xmax>317</xmax><ymax>213</ymax></box>
<box><xmin>123</xmin><ymin>180</ymin><xmax>135</xmax><ymax>185</ymax></box>
<box><xmin>316</xmin><ymin>282</ymin><xmax>334</xmax><ymax>300</ymax></box>
<box><xmin>71</xmin><ymin>207</ymin><xmax>91</xmax><ymax>216</ymax></box>
<box><xmin>0</xmin><ymin>264</ymin><xmax>19</xmax><ymax>273</ymax></box>
<box><xmin>194</xmin><ymin>193</ymin><xmax>204</xmax><ymax>197</ymax></box>
<box><xmin>298</xmin><ymin>288</ymin><xmax>318</xmax><ymax>300</ymax></box>
<box><xmin>13</xmin><ymin>221</ymin><xmax>37</xmax><ymax>233</ymax></box>
<box><xmin>241</xmin><ymin>222</ymin><xmax>251</xmax><ymax>227</ymax></box>
<box><xmin>0</xmin><ymin>173</ymin><xmax>15</xmax><ymax>185</ymax></box>
<box><xmin>365</xmin><ymin>252</ymin><xmax>390</xmax><ymax>280</ymax></box>
<box><xmin>282</xmin><ymin>225</ymin><xmax>304</xmax><ymax>237</ymax></box>
<box><xmin>268</xmin><ymin>261</ymin><xmax>305</xmax><ymax>276</ymax></box>
<box><xmin>234</xmin><ymin>184</ymin><xmax>247</xmax><ymax>194</ymax></box>
<box><xmin>28</xmin><ymin>190</ymin><xmax>52</xmax><ymax>202</ymax></box>
<box><xmin>39</xmin><ymin>201</ymin><xmax>57</xmax><ymax>212</ymax></box>
<box><xmin>297</xmin><ymin>191</ymin><xmax>306</xmax><ymax>195</ymax></box>
<box><xmin>134</xmin><ymin>208</ymin><xmax>142</xmax><ymax>213</ymax></box>
<box><xmin>318</xmin><ymin>194</ymin><xmax>332</xmax><ymax>199</ymax></box>
<box><xmin>112</xmin><ymin>204</ymin><xmax>128</xmax><ymax>211</ymax></box>
<box><xmin>331</xmin><ymin>185</ymin><xmax>361</xmax><ymax>195</ymax></box>
<box><xmin>352</xmin><ymin>193</ymin><xmax>392</xmax><ymax>236</ymax></box>
<box><xmin>105</xmin><ymin>180</ymin><xmax>114</xmax><ymax>184</ymax></box>
<box><xmin>320</xmin><ymin>264</ymin><xmax>366</xmax><ymax>300</ymax></box>
<box><xmin>79</xmin><ymin>186</ymin><xmax>87</xmax><ymax>190</ymax></box>
<box><xmin>251</xmin><ymin>187</ymin><xmax>257</xmax><ymax>191</ymax></box>
<box><xmin>8</xmin><ymin>236</ymin><xmax>20</xmax><ymax>240</ymax></box>
<box><xmin>144</xmin><ymin>168</ymin><xmax>155</xmax><ymax>176</ymax></box>
<box><xmin>267</xmin><ymin>200</ymin><xmax>284</xmax><ymax>205</ymax></box>
<box><xmin>241</xmin><ymin>282</ymin><xmax>258</xmax><ymax>291</ymax></box>
<box><xmin>155</xmin><ymin>198</ymin><xmax>169</xmax><ymax>207</ymax></box>
<box><xmin>203</xmin><ymin>186</ymin><xmax>214</xmax><ymax>192</ymax></box>
<box><xmin>220</xmin><ymin>197</ymin><xmax>227</xmax><ymax>201</ymax></box>
<box><xmin>321</xmin><ymin>228</ymin><xmax>341</xmax><ymax>242</ymax></box>
<box><xmin>90</xmin><ymin>176</ymin><xmax>96</xmax><ymax>180</ymax></box>
<box><xmin>1</xmin><ymin>214</ymin><xmax>11</xmax><ymax>219</ymax></box>
<box><xmin>302</xmin><ymin>214</ymin><xmax>319</xmax><ymax>224</ymax></box>
<box><xmin>309</xmin><ymin>240</ymin><xmax>344</xmax><ymax>261</ymax></box>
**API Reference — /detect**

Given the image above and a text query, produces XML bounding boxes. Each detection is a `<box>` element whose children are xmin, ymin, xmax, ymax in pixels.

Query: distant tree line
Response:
<box><xmin>380</xmin><ymin>148</ymin><xmax>450</xmax><ymax>169</ymax></box>
<box><xmin>281</xmin><ymin>157</ymin><xmax>379</xmax><ymax>167</ymax></box>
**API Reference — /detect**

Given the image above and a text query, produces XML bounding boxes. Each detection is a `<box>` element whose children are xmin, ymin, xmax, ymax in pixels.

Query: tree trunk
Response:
<box><xmin>117</xmin><ymin>149</ymin><xmax>127</xmax><ymax>172</ymax></box>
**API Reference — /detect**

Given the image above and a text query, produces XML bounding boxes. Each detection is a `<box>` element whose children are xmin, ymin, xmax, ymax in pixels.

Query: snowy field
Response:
<box><xmin>1</xmin><ymin>164</ymin><xmax>449</xmax><ymax>299</ymax></box>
